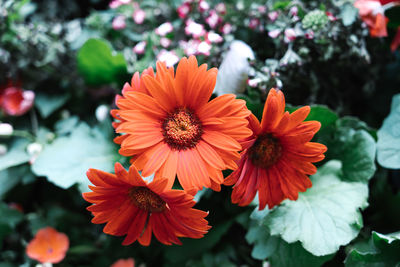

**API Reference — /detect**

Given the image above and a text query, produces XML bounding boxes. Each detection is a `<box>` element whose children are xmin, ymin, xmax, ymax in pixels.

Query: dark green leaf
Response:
<box><xmin>0</xmin><ymin>139</ymin><xmax>30</xmax><ymax>171</ymax></box>
<box><xmin>35</xmin><ymin>93</ymin><xmax>69</xmax><ymax>118</ymax></box>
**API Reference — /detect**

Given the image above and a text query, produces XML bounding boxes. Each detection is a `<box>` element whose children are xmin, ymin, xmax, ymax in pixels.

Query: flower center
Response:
<box><xmin>129</xmin><ymin>187</ymin><xmax>166</xmax><ymax>213</ymax></box>
<box><xmin>162</xmin><ymin>107</ymin><xmax>203</xmax><ymax>150</ymax></box>
<box><xmin>249</xmin><ymin>134</ymin><xmax>282</xmax><ymax>168</ymax></box>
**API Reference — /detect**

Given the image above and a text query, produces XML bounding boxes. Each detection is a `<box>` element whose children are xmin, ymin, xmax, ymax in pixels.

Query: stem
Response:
<box><xmin>12</xmin><ymin>130</ymin><xmax>35</xmax><ymax>142</ymax></box>
<box><xmin>30</xmin><ymin>109</ymin><xmax>39</xmax><ymax>135</ymax></box>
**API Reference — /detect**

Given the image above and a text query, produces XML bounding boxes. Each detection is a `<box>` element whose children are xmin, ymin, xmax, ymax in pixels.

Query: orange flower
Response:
<box><xmin>354</xmin><ymin>0</ymin><xmax>389</xmax><ymax>37</ymax></box>
<box><xmin>83</xmin><ymin>162</ymin><xmax>211</xmax><ymax>246</ymax></box>
<box><xmin>111</xmin><ymin>56</ymin><xmax>251</xmax><ymax>192</ymax></box>
<box><xmin>224</xmin><ymin>89</ymin><xmax>327</xmax><ymax>210</ymax></box>
<box><xmin>26</xmin><ymin>227</ymin><xmax>69</xmax><ymax>264</ymax></box>
<box><xmin>111</xmin><ymin>258</ymin><xmax>135</xmax><ymax>267</ymax></box>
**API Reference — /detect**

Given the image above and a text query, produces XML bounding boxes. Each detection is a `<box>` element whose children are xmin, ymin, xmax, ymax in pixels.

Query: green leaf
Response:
<box><xmin>55</xmin><ymin>116</ymin><xmax>80</xmax><ymax>135</ymax></box>
<box><xmin>0</xmin><ymin>138</ymin><xmax>30</xmax><ymax>171</ymax></box>
<box><xmin>0</xmin><ymin>165</ymin><xmax>34</xmax><ymax>199</ymax></box>
<box><xmin>0</xmin><ymin>202</ymin><xmax>23</xmax><ymax>249</ymax></box>
<box><xmin>77</xmin><ymin>38</ymin><xmax>127</xmax><ymax>85</ymax></box>
<box><xmin>31</xmin><ymin>122</ymin><xmax>117</xmax><ymax>192</ymax></box>
<box><xmin>265</xmin><ymin>160</ymin><xmax>369</xmax><ymax>256</ymax></box>
<box><xmin>345</xmin><ymin>231</ymin><xmax>400</xmax><ymax>266</ymax></box>
<box><xmin>304</xmin><ymin>105</ymin><xmax>338</xmax><ymax>130</ymax></box>
<box><xmin>246</xmin><ymin>219</ymin><xmax>333</xmax><ymax>266</ymax></box>
<box><xmin>325</xmin><ymin>118</ymin><xmax>377</xmax><ymax>182</ymax></box>
<box><xmin>377</xmin><ymin>93</ymin><xmax>400</xmax><ymax>169</ymax></box>
<box><xmin>165</xmin><ymin>220</ymin><xmax>233</xmax><ymax>264</ymax></box>
<box><xmin>35</xmin><ymin>93</ymin><xmax>69</xmax><ymax>118</ymax></box>
<box><xmin>340</xmin><ymin>3</ymin><xmax>359</xmax><ymax>26</ymax></box>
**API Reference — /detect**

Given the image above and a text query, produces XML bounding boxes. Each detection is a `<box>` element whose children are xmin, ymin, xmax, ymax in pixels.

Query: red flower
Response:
<box><xmin>354</xmin><ymin>0</ymin><xmax>389</xmax><ymax>37</ymax></box>
<box><xmin>83</xmin><ymin>163</ymin><xmax>211</xmax><ymax>246</ymax></box>
<box><xmin>224</xmin><ymin>89</ymin><xmax>327</xmax><ymax>210</ymax></box>
<box><xmin>111</xmin><ymin>258</ymin><xmax>135</xmax><ymax>267</ymax></box>
<box><xmin>391</xmin><ymin>26</ymin><xmax>400</xmax><ymax>51</ymax></box>
<box><xmin>26</xmin><ymin>227</ymin><xmax>69</xmax><ymax>264</ymax></box>
<box><xmin>0</xmin><ymin>84</ymin><xmax>35</xmax><ymax>116</ymax></box>
<box><xmin>111</xmin><ymin>56</ymin><xmax>251</xmax><ymax>192</ymax></box>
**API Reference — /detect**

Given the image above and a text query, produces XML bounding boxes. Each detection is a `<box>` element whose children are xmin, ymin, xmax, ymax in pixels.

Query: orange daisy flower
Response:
<box><xmin>111</xmin><ymin>56</ymin><xmax>252</xmax><ymax>192</ymax></box>
<box><xmin>224</xmin><ymin>88</ymin><xmax>327</xmax><ymax>210</ymax></box>
<box><xmin>26</xmin><ymin>227</ymin><xmax>69</xmax><ymax>264</ymax></box>
<box><xmin>111</xmin><ymin>258</ymin><xmax>135</xmax><ymax>267</ymax></box>
<box><xmin>82</xmin><ymin>162</ymin><xmax>211</xmax><ymax>246</ymax></box>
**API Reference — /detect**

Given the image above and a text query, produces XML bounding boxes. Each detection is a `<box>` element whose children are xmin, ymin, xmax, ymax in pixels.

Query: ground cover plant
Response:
<box><xmin>1</xmin><ymin>0</ymin><xmax>400</xmax><ymax>266</ymax></box>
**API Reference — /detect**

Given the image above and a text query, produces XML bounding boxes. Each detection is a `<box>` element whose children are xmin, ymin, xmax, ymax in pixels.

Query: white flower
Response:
<box><xmin>133</xmin><ymin>9</ymin><xmax>146</xmax><ymax>24</ymax></box>
<box><xmin>0</xmin><ymin>144</ymin><xmax>7</xmax><ymax>156</ymax></box>
<box><xmin>133</xmin><ymin>41</ymin><xmax>146</xmax><ymax>54</ymax></box>
<box><xmin>0</xmin><ymin>123</ymin><xmax>13</xmax><ymax>136</ymax></box>
<box><xmin>197</xmin><ymin>41</ymin><xmax>212</xmax><ymax>56</ymax></box>
<box><xmin>214</xmin><ymin>40</ymin><xmax>255</xmax><ymax>95</ymax></box>
<box><xmin>268</xmin><ymin>29</ymin><xmax>281</xmax><ymax>38</ymax></box>
<box><xmin>155</xmin><ymin>22</ymin><xmax>173</xmax><ymax>36</ymax></box>
<box><xmin>207</xmin><ymin>31</ymin><xmax>223</xmax><ymax>43</ymax></box>
<box><xmin>27</xmin><ymin>142</ymin><xmax>43</xmax><ymax>156</ymax></box>
<box><xmin>280</xmin><ymin>46</ymin><xmax>302</xmax><ymax>66</ymax></box>
<box><xmin>112</xmin><ymin>15</ymin><xmax>126</xmax><ymax>30</ymax></box>
<box><xmin>160</xmin><ymin>37</ymin><xmax>172</xmax><ymax>48</ymax></box>
<box><xmin>157</xmin><ymin>50</ymin><xmax>179</xmax><ymax>67</ymax></box>
<box><xmin>185</xmin><ymin>19</ymin><xmax>206</xmax><ymax>38</ymax></box>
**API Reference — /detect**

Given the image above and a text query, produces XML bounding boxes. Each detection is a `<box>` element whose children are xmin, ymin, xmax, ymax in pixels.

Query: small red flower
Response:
<box><xmin>225</xmin><ymin>89</ymin><xmax>327</xmax><ymax>210</ymax></box>
<box><xmin>0</xmin><ymin>84</ymin><xmax>35</xmax><ymax>116</ymax></box>
<box><xmin>111</xmin><ymin>258</ymin><xmax>135</xmax><ymax>267</ymax></box>
<box><xmin>354</xmin><ymin>0</ymin><xmax>389</xmax><ymax>37</ymax></box>
<box><xmin>26</xmin><ymin>227</ymin><xmax>69</xmax><ymax>264</ymax></box>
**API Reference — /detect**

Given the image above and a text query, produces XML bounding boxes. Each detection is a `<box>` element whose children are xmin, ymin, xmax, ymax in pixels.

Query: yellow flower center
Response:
<box><xmin>162</xmin><ymin>107</ymin><xmax>203</xmax><ymax>150</ymax></box>
<box><xmin>129</xmin><ymin>187</ymin><xmax>166</xmax><ymax>213</ymax></box>
<box><xmin>249</xmin><ymin>134</ymin><xmax>282</xmax><ymax>168</ymax></box>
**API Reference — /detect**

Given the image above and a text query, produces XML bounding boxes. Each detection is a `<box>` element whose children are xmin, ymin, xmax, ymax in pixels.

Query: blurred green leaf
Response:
<box><xmin>0</xmin><ymin>139</ymin><xmax>30</xmax><ymax>171</ymax></box>
<box><xmin>31</xmin><ymin>122</ymin><xmax>117</xmax><ymax>192</ymax></box>
<box><xmin>265</xmin><ymin>160</ymin><xmax>369</xmax><ymax>256</ymax></box>
<box><xmin>377</xmin><ymin>93</ymin><xmax>400</xmax><ymax>169</ymax></box>
<box><xmin>0</xmin><ymin>202</ymin><xmax>23</xmax><ymax>249</ymax></box>
<box><xmin>0</xmin><ymin>165</ymin><xmax>34</xmax><ymax>199</ymax></box>
<box><xmin>340</xmin><ymin>3</ymin><xmax>359</xmax><ymax>26</ymax></box>
<box><xmin>305</xmin><ymin>105</ymin><xmax>338</xmax><ymax>129</ymax></box>
<box><xmin>77</xmin><ymin>38</ymin><xmax>127</xmax><ymax>85</ymax></box>
<box><xmin>345</xmin><ymin>231</ymin><xmax>400</xmax><ymax>266</ymax></box>
<box><xmin>55</xmin><ymin>116</ymin><xmax>80</xmax><ymax>135</ymax></box>
<box><xmin>35</xmin><ymin>93</ymin><xmax>69</xmax><ymax>118</ymax></box>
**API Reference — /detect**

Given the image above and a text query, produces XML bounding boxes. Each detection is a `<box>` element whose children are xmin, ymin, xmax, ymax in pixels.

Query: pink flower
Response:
<box><xmin>206</xmin><ymin>31</ymin><xmax>223</xmax><ymax>43</ymax></box>
<box><xmin>289</xmin><ymin>6</ymin><xmax>298</xmax><ymax>16</ymax></box>
<box><xmin>258</xmin><ymin>6</ymin><xmax>267</xmax><ymax>14</ymax></box>
<box><xmin>109</xmin><ymin>0</ymin><xmax>122</xmax><ymax>9</ymax></box>
<box><xmin>215</xmin><ymin>3</ymin><xmax>226</xmax><ymax>14</ymax></box>
<box><xmin>197</xmin><ymin>41</ymin><xmax>212</xmax><ymax>56</ymax></box>
<box><xmin>248</xmin><ymin>78</ymin><xmax>261</xmax><ymax>87</ymax></box>
<box><xmin>179</xmin><ymin>40</ymin><xmax>200</xmax><ymax>56</ymax></box>
<box><xmin>268</xmin><ymin>11</ymin><xmax>279</xmax><ymax>21</ymax></box>
<box><xmin>160</xmin><ymin>37</ymin><xmax>172</xmax><ymax>48</ymax></box>
<box><xmin>284</xmin><ymin>28</ymin><xmax>296</xmax><ymax>42</ymax></box>
<box><xmin>156</xmin><ymin>50</ymin><xmax>179</xmax><ymax>67</ymax></box>
<box><xmin>133</xmin><ymin>9</ymin><xmax>145</xmax><ymax>24</ymax></box>
<box><xmin>305</xmin><ymin>30</ymin><xmax>314</xmax><ymax>39</ymax></box>
<box><xmin>0</xmin><ymin>86</ymin><xmax>35</xmax><ymax>116</ymax></box>
<box><xmin>268</xmin><ymin>29</ymin><xmax>281</xmax><ymax>38</ymax></box>
<box><xmin>221</xmin><ymin>23</ymin><xmax>232</xmax><ymax>34</ymax></box>
<box><xmin>112</xmin><ymin>15</ymin><xmax>126</xmax><ymax>30</ymax></box>
<box><xmin>248</xmin><ymin>18</ymin><xmax>260</xmax><ymax>29</ymax></box>
<box><xmin>155</xmin><ymin>22</ymin><xmax>173</xmax><ymax>36</ymax></box>
<box><xmin>133</xmin><ymin>41</ymin><xmax>146</xmax><ymax>54</ymax></box>
<box><xmin>354</xmin><ymin>0</ymin><xmax>389</xmax><ymax>37</ymax></box>
<box><xmin>185</xmin><ymin>19</ymin><xmax>206</xmax><ymax>38</ymax></box>
<box><xmin>205</xmin><ymin>10</ymin><xmax>221</xmax><ymax>29</ymax></box>
<box><xmin>326</xmin><ymin>11</ymin><xmax>337</xmax><ymax>21</ymax></box>
<box><xmin>198</xmin><ymin>0</ymin><xmax>210</xmax><ymax>12</ymax></box>
<box><xmin>177</xmin><ymin>2</ymin><xmax>191</xmax><ymax>18</ymax></box>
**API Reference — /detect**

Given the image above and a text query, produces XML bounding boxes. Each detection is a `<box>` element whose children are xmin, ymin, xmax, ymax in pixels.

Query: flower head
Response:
<box><xmin>111</xmin><ymin>258</ymin><xmax>135</xmax><ymax>267</ymax></box>
<box><xmin>111</xmin><ymin>56</ymin><xmax>252</xmax><ymax>192</ymax></box>
<box><xmin>133</xmin><ymin>9</ymin><xmax>146</xmax><ymax>24</ymax></box>
<box><xmin>26</xmin><ymin>227</ymin><xmax>69</xmax><ymax>264</ymax></box>
<box><xmin>224</xmin><ymin>89</ymin><xmax>327</xmax><ymax>210</ymax></box>
<box><xmin>155</xmin><ymin>22</ymin><xmax>173</xmax><ymax>36</ymax></box>
<box><xmin>354</xmin><ymin>0</ymin><xmax>388</xmax><ymax>37</ymax></box>
<box><xmin>112</xmin><ymin>15</ymin><xmax>126</xmax><ymax>30</ymax></box>
<box><xmin>83</xmin><ymin>163</ymin><xmax>211</xmax><ymax>246</ymax></box>
<box><xmin>0</xmin><ymin>85</ymin><xmax>35</xmax><ymax>116</ymax></box>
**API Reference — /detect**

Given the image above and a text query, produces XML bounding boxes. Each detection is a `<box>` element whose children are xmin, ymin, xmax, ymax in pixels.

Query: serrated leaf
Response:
<box><xmin>377</xmin><ymin>93</ymin><xmax>400</xmax><ymax>169</ymax></box>
<box><xmin>31</xmin><ymin>122</ymin><xmax>117</xmax><ymax>192</ymax></box>
<box><xmin>35</xmin><ymin>93</ymin><xmax>69</xmax><ymax>118</ymax></box>
<box><xmin>266</xmin><ymin>160</ymin><xmax>369</xmax><ymax>256</ymax></box>
<box><xmin>0</xmin><ymin>138</ymin><xmax>30</xmax><ymax>171</ymax></box>
<box><xmin>77</xmin><ymin>38</ymin><xmax>127</xmax><ymax>85</ymax></box>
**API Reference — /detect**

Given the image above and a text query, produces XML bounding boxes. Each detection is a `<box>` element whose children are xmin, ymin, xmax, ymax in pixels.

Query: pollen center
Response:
<box><xmin>249</xmin><ymin>133</ymin><xmax>282</xmax><ymax>169</ymax></box>
<box><xmin>162</xmin><ymin>107</ymin><xmax>203</xmax><ymax>150</ymax></box>
<box><xmin>129</xmin><ymin>187</ymin><xmax>166</xmax><ymax>213</ymax></box>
